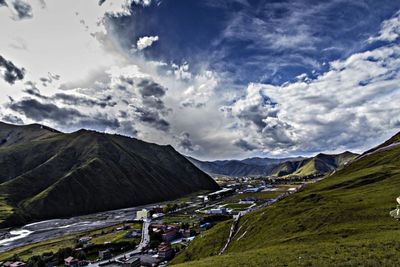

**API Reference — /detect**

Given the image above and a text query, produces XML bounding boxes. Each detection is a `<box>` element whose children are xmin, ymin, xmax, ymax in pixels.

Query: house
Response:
<box><xmin>99</xmin><ymin>249</ymin><xmax>112</xmax><ymax>260</ymax></box>
<box><xmin>136</xmin><ymin>209</ymin><xmax>150</xmax><ymax>220</ymax></box>
<box><xmin>179</xmin><ymin>229</ymin><xmax>191</xmax><ymax>238</ymax></box>
<box><xmin>151</xmin><ymin>223</ymin><xmax>168</xmax><ymax>233</ymax></box>
<box><xmin>208</xmin><ymin>208</ymin><xmax>228</xmax><ymax>215</ymax></box>
<box><xmin>8</xmin><ymin>262</ymin><xmax>26</xmax><ymax>267</ymax></box>
<box><xmin>78</xmin><ymin>236</ymin><xmax>92</xmax><ymax>244</ymax></box>
<box><xmin>64</xmin><ymin>257</ymin><xmax>78</xmax><ymax>267</ymax></box>
<box><xmin>158</xmin><ymin>243</ymin><xmax>174</xmax><ymax>260</ymax></box>
<box><xmin>121</xmin><ymin>257</ymin><xmax>140</xmax><ymax>267</ymax></box>
<box><xmin>162</xmin><ymin>229</ymin><xmax>178</xmax><ymax>242</ymax></box>
<box><xmin>3</xmin><ymin>261</ymin><xmax>13</xmax><ymax>267</ymax></box>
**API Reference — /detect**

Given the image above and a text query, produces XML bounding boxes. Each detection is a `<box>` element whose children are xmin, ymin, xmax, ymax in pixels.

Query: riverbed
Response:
<box><xmin>0</xmin><ymin>204</ymin><xmax>153</xmax><ymax>253</ymax></box>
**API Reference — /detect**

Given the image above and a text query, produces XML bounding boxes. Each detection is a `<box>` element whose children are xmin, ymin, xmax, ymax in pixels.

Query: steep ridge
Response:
<box><xmin>172</xmin><ymin>132</ymin><xmax>400</xmax><ymax>266</ymax></box>
<box><xmin>0</xmin><ymin>122</ymin><xmax>219</xmax><ymax>227</ymax></box>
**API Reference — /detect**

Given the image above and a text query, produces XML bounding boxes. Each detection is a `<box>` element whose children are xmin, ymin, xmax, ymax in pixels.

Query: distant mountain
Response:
<box><xmin>187</xmin><ymin>152</ymin><xmax>356</xmax><ymax>178</ymax></box>
<box><xmin>0</xmin><ymin>122</ymin><xmax>219</xmax><ymax>227</ymax></box>
<box><xmin>172</xmin><ymin>132</ymin><xmax>400</xmax><ymax>266</ymax></box>
<box><xmin>271</xmin><ymin>151</ymin><xmax>357</xmax><ymax>177</ymax></box>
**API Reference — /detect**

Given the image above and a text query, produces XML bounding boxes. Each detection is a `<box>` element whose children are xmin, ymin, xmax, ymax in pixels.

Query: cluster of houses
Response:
<box><xmin>151</xmin><ymin>223</ymin><xmax>191</xmax><ymax>243</ymax></box>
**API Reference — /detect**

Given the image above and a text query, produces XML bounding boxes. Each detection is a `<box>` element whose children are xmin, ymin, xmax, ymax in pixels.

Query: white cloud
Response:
<box><xmin>369</xmin><ymin>10</ymin><xmax>400</xmax><ymax>42</ymax></box>
<box><xmin>136</xmin><ymin>36</ymin><xmax>159</xmax><ymax>50</ymax></box>
<box><xmin>225</xmin><ymin>44</ymin><xmax>400</xmax><ymax>155</ymax></box>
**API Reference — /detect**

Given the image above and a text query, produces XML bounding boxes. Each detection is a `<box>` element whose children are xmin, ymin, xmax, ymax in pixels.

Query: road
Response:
<box><xmin>88</xmin><ymin>219</ymin><xmax>151</xmax><ymax>267</ymax></box>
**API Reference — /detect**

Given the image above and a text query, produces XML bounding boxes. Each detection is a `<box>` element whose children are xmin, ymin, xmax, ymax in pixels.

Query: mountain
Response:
<box><xmin>187</xmin><ymin>152</ymin><xmax>356</xmax><ymax>178</ymax></box>
<box><xmin>171</xmin><ymin>132</ymin><xmax>400</xmax><ymax>266</ymax></box>
<box><xmin>0</xmin><ymin>122</ymin><xmax>219</xmax><ymax>227</ymax></box>
<box><xmin>271</xmin><ymin>151</ymin><xmax>357</xmax><ymax>177</ymax></box>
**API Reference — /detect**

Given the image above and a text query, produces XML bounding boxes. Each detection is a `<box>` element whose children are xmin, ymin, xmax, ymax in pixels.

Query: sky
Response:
<box><xmin>0</xmin><ymin>0</ymin><xmax>400</xmax><ymax>160</ymax></box>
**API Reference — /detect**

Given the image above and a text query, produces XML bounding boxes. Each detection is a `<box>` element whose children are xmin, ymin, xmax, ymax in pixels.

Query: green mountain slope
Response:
<box><xmin>272</xmin><ymin>151</ymin><xmax>357</xmax><ymax>178</ymax></box>
<box><xmin>172</xmin><ymin>133</ymin><xmax>400</xmax><ymax>266</ymax></box>
<box><xmin>0</xmin><ymin>122</ymin><xmax>219</xmax><ymax>227</ymax></box>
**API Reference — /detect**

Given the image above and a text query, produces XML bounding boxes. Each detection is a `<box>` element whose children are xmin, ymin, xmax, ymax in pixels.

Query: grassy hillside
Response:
<box><xmin>172</xmin><ymin>133</ymin><xmax>400</xmax><ymax>266</ymax></box>
<box><xmin>0</xmin><ymin>122</ymin><xmax>219</xmax><ymax>227</ymax></box>
<box><xmin>272</xmin><ymin>151</ymin><xmax>357</xmax><ymax>178</ymax></box>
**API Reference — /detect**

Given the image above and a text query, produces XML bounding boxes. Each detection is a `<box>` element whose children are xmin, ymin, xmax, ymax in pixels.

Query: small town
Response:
<box><xmin>0</xmin><ymin>176</ymin><xmax>308</xmax><ymax>267</ymax></box>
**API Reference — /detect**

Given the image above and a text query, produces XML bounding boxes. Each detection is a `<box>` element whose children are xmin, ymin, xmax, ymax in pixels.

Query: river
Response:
<box><xmin>0</xmin><ymin>204</ymin><xmax>154</xmax><ymax>253</ymax></box>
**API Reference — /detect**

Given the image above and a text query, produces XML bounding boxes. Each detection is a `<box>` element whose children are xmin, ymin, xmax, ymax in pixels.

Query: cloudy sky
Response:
<box><xmin>1</xmin><ymin>0</ymin><xmax>400</xmax><ymax>160</ymax></box>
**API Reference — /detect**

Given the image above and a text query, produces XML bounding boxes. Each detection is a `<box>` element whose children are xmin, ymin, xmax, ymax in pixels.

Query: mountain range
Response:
<box><xmin>172</xmin><ymin>131</ymin><xmax>400</xmax><ymax>266</ymax></box>
<box><xmin>187</xmin><ymin>151</ymin><xmax>357</xmax><ymax>178</ymax></box>
<box><xmin>0</xmin><ymin>122</ymin><xmax>219</xmax><ymax>227</ymax></box>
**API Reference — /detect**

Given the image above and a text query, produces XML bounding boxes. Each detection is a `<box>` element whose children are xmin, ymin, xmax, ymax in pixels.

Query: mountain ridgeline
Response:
<box><xmin>188</xmin><ymin>152</ymin><xmax>357</xmax><ymax>178</ymax></box>
<box><xmin>0</xmin><ymin>122</ymin><xmax>219</xmax><ymax>227</ymax></box>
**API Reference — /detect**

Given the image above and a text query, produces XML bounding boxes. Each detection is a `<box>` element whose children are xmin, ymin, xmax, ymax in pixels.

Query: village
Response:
<box><xmin>1</xmin><ymin>176</ymin><xmax>308</xmax><ymax>267</ymax></box>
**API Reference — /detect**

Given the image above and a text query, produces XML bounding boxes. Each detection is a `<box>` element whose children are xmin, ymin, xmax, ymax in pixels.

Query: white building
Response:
<box><xmin>136</xmin><ymin>209</ymin><xmax>150</xmax><ymax>220</ymax></box>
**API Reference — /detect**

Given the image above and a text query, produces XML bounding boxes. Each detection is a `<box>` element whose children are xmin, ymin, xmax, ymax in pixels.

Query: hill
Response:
<box><xmin>271</xmin><ymin>151</ymin><xmax>357</xmax><ymax>177</ymax></box>
<box><xmin>187</xmin><ymin>152</ymin><xmax>356</xmax><ymax>178</ymax></box>
<box><xmin>172</xmin><ymin>132</ymin><xmax>400</xmax><ymax>266</ymax></box>
<box><xmin>0</xmin><ymin>122</ymin><xmax>219</xmax><ymax>227</ymax></box>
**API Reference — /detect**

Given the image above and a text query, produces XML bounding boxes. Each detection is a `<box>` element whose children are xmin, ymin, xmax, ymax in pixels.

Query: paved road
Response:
<box><xmin>88</xmin><ymin>219</ymin><xmax>151</xmax><ymax>267</ymax></box>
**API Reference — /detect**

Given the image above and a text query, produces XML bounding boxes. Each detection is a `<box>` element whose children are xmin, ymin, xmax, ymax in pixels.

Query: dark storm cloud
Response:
<box><xmin>178</xmin><ymin>132</ymin><xmax>195</xmax><ymax>152</ymax></box>
<box><xmin>53</xmin><ymin>93</ymin><xmax>117</xmax><ymax>108</ymax></box>
<box><xmin>22</xmin><ymin>83</ymin><xmax>116</xmax><ymax>108</ymax></box>
<box><xmin>12</xmin><ymin>0</ymin><xmax>33</xmax><ymax>20</ymax></box>
<box><xmin>132</xmin><ymin>106</ymin><xmax>170</xmax><ymax>131</ymax></box>
<box><xmin>180</xmin><ymin>99</ymin><xmax>206</xmax><ymax>109</ymax></box>
<box><xmin>8</xmin><ymin>98</ymin><xmax>121</xmax><ymax>131</ymax></box>
<box><xmin>9</xmin><ymin>98</ymin><xmax>84</xmax><ymax>122</ymax></box>
<box><xmin>137</xmin><ymin>79</ymin><xmax>167</xmax><ymax>98</ymax></box>
<box><xmin>1</xmin><ymin>114</ymin><xmax>23</xmax><ymax>125</ymax></box>
<box><xmin>233</xmin><ymin>139</ymin><xmax>257</xmax><ymax>151</ymax></box>
<box><xmin>142</xmin><ymin>97</ymin><xmax>165</xmax><ymax>110</ymax></box>
<box><xmin>0</xmin><ymin>55</ymin><xmax>25</xmax><ymax>84</ymax></box>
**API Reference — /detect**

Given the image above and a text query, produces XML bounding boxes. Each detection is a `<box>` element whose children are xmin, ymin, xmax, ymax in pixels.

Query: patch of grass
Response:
<box><xmin>225</xmin><ymin>191</ymin><xmax>282</xmax><ymax>202</ymax></box>
<box><xmin>171</xmin><ymin>219</ymin><xmax>232</xmax><ymax>265</ymax></box>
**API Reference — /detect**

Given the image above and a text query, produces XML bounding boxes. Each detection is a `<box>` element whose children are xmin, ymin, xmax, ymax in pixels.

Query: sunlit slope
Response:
<box><xmin>272</xmin><ymin>151</ymin><xmax>357</xmax><ymax>177</ymax></box>
<box><xmin>172</xmin><ymin>133</ymin><xmax>400</xmax><ymax>266</ymax></box>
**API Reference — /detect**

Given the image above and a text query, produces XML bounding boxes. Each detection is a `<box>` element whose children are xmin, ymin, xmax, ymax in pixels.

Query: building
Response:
<box><xmin>121</xmin><ymin>257</ymin><xmax>140</xmax><ymax>267</ymax></box>
<box><xmin>179</xmin><ymin>229</ymin><xmax>191</xmax><ymax>238</ymax></box>
<box><xmin>78</xmin><ymin>236</ymin><xmax>92</xmax><ymax>244</ymax></box>
<box><xmin>243</xmin><ymin>187</ymin><xmax>262</xmax><ymax>193</ymax></box>
<box><xmin>208</xmin><ymin>208</ymin><xmax>228</xmax><ymax>215</ymax></box>
<box><xmin>99</xmin><ymin>249</ymin><xmax>112</xmax><ymax>260</ymax></box>
<box><xmin>64</xmin><ymin>257</ymin><xmax>78</xmax><ymax>267</ymax></box>
<box><xmin>136</xmin><ymin>209</ymin><xmax>150</xmax><ymax>220</ymax></box>
<box><xmin>7</xmin><ymin>262</ymin><xmax>26</xmax><ymax>267</ymax></box>
<box><xmin>208</xmin><ymin>188</ymin><xmax>234</xmax><ymax>200</ymax></box>
<box><xmin>162</xmin><ymin>229</ymin><xmax>178</xmax><ymax>242</ymax></box>
<box><xmin>158</xmin><ymin>243</ymin><xmax>174</xmax><ymax>260</ymax></box>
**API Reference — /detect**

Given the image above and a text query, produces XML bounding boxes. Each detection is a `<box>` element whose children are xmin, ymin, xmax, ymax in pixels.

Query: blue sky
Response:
<box><xmin>109</xmin><ymin>0</ymin><xmax>400</xmax><ymax>85</ymax></box>
<box><xmin>0</xmin><ymin>0</ymin><xmax>400</xmax><ymax>160</ymax></box>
